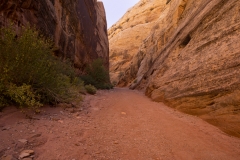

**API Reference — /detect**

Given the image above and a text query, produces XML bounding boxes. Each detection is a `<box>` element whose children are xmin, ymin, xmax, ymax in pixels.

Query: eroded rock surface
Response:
<box><xmin>108</xmin><ymin>0</ymin><xmax>166</xmax><ymax>86</ymax></box>
<box><xmin>110</xmin><ymin>0</ymin><xmax>240</xmax><ymax>137</ymax></box>
<box><xmin>0</xmin><ymin>0</ymin><xmax>109</xmax><ymax>72</ymax></box>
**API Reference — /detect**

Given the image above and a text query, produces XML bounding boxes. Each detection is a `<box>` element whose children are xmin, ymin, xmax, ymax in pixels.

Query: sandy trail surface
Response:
<box><xmin>1</xmin><ymin>88</ymin><xmax>240</xmax><ymax>160</ymax></box>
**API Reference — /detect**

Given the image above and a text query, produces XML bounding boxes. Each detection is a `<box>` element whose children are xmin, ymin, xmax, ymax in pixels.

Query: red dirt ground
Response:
<box><xmin>1</xmin><ymin>88</ymin><xmax>240</xmax><ymax>160</ymax></box>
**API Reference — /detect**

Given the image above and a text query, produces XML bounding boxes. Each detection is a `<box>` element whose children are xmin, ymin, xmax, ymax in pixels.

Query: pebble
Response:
<box><xmin>58</xmin><ymin>120</ymin><xmax>64</xmax><ymax>123</ymax></box>
<box><xmin>31</xmin><ymin>133</ymin><xmax>42</xmax><ymax>138</ymax></box>
<box><xmin>18</xmin><ymin>139</ymin><xmax>28</xmax><ymax>144</ymax></box>
<box><xmin>19</xmin><ymin>150</ymin><xmax>34</xmax><ymax>159</ymax></box>
<box><xmin>2</xmin><ymin>126</ymin><xmax>10</xmax><ymax>131</ymax></box>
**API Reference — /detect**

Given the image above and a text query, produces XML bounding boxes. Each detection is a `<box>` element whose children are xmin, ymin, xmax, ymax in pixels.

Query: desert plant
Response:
<box><xmin>0</xmin><ymin>25</ymin><xmax>82</xmax><ymax>110</ymax></box>
<box><xmin>85</xmin><ymin>84</ymin><xmax>97</xmax><ymax>95</ymax></box>
<box><xmin>4</xmin><ymin>83</ymin><xmax>42</xmax><ymax>109</ymax></box>
<box><xmin>81</xmin><ymin>59</ymin><xmax>112</xmax><ymax>89</ymax></box>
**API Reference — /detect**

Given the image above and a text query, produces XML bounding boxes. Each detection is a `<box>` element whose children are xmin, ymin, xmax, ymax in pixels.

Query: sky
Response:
<box><xmin>100</xmin><ymin>0</ymin><xmax>140</xmax><ymax>28</ymax></box>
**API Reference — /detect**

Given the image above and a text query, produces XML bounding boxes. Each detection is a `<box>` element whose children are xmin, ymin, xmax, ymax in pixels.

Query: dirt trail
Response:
<box><xmin>1</xmin><ymin>88</ymin><xmax>240</xmax><ymax>160</ymax></box>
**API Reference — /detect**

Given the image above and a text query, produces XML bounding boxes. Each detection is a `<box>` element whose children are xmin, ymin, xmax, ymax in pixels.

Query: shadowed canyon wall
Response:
<box><xmin>0</xmin><ymin>0</ymin><xmax>109</xmax><ymax>72</ymax></box>
<box><xmin>109</xmin><ymin>0</ymin><xmax>240</xmax><ymax>137</ymax></box>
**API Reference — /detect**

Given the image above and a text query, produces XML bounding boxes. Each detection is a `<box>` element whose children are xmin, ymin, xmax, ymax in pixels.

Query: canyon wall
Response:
<box><xmin>108</xmin><ymin>0</ymin><xmax>166</xmax><ymax>86</ymax></box>
<box><xmin>0</xmin><ymin>0</ymin><xmax>109</xmax><ymax>72</ymax></box>
<box><xmin>109</xmin><ymin>0</ymin><xmax>240</xmax><ymax>137</ymax></box>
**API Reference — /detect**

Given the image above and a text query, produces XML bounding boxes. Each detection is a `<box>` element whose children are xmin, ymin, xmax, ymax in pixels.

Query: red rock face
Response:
<box><xmin>0</xmin><ymin>0</ymin><xmax>109</xmax><ymax>73</ymax></box>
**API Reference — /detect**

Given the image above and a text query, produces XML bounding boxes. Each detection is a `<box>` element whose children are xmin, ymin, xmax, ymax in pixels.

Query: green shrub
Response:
<box><xmin>86</xmin><ymin>59</ymin><xmax>108</xmax><ymax>83</ymax></box>
<box><xmin>81</xmin><ymin>59</ymin><xmax>113</xmax><ymax>89</ymax></box>
<box><xmin>0</xmin><ymin>25</ymin><xmax>82</xmax><ymax>110</ymax></box>
<box><xmin>0</xmin><ymin>82</ymin><xmax>8</xmax><ymax>111</ymax></box>
<box><xmin>5</xmin><ymin>83</ymin><xmax>42</xmax><ymax>109</ymax></box>
<box><xmin>85</xmin><ymin>85</ymin><xmax>97</xmax><ymax>95</ymax></box>
<box><xmin>81</xmin><ymin>75</ymin><xmax>97</xmax><ymax>87</ymax></box>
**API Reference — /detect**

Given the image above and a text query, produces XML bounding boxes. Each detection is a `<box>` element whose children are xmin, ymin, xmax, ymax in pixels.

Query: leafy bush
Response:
<box><xmin>85</xmin><ymin>85</ymin><xmax>97</xmax><ymax>95</ymax></box>
<box><xmin>4</xmin><ymin>83</ymin><xmax>42</xmax><ymax>109</ymax></box>
<box><xmin>80</xmin><ymin>59</ymin><xmax>113</xmax><ymax>89</ymax></box>
<box><xmin>0</xmin><ymin>25</ymin><xmax>82</xmax><ymax>110</ymax></box>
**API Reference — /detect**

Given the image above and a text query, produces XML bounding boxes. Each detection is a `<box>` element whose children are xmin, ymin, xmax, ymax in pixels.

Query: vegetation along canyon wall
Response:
<box><xmin>109</xmin><ymin>0</ymin><xmax>240</xmax><ymax>137</ymax></box>
<box><xmin>0</xmin><ymin>0</ymin><xmax>109</xmax><ymax>72</ymax></box>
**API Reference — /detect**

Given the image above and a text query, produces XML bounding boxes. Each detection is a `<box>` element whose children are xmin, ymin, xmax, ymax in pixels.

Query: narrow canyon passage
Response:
<box><xmin>79</xmin><ymin>88</ymin><xmax>240</xmax><ymax>159</ymax></box>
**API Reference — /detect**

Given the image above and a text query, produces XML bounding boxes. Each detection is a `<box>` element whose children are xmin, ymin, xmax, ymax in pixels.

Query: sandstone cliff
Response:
<box><xmin>108</xmin><ymin>0</ymin><xmax>166</xmax><ymax>86</ymax></box>
<box><xmin>0</xmin><ymin>0</ymin><xmax>109</xmax><ymax>72</ymax></box>
<box><xmin>110</xmin><ymin>0</ymin><xmax>240</xmax><ymax>137</ymax></box>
